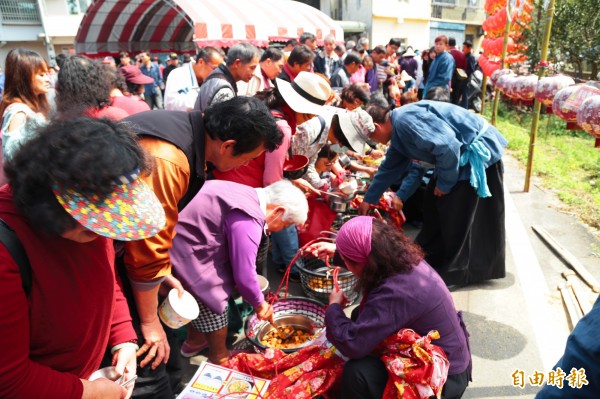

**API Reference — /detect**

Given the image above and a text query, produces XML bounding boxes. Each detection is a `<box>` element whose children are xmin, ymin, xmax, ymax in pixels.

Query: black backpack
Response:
<box><xmin>0</xmin><ymin>218</ymin><xmax>31</xmax><ymax>295</ymax></box>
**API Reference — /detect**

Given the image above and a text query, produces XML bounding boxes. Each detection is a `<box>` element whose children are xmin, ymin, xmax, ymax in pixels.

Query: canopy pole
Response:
<box><xmin>491</xmin><ymin>8</ymin><xmax>511</xmax><ymax>126</ymax></box>
<box><xmin>481</xmin><ymin>74</ymin><xmax>489</xmax><ymax>114</ymax></box>
<box><xmin>524</xmin><ymin>0</ymin><xmax>556</xmax><ymax>192</ymax></box>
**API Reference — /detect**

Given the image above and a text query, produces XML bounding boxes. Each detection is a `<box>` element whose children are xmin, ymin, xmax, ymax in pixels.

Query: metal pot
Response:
<box><xmin>338</xmin><ymin>153</ymin><xmax>351</xmax><ymax>168</ymax></box>
<box><xmin>328</xmin><ymin>192</ymin><xmax>355</xmax><ymax>212</ymax></box>
<box><xmin>329</xmin><ymin>201</ymin><xmax>348</xmax><ymax>212</ymax></box>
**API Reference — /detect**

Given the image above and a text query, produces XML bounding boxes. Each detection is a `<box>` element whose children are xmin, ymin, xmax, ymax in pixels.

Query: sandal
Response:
<box><xmin>180</xmin><ymin>340</ymin><xmax>209</xmax><ymax>358</ymax></box>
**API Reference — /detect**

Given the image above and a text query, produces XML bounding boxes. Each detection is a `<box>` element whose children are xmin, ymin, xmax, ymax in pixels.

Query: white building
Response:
<box><xmin>331</xmin><ymin>0</ymin><xmax>486</xmax><ymax>51</ymax></box>
<box><xmin>0</xmin><ymin>0</ymin><xmax>88</xmax><ymax>68</ymax></box>
<box><xmin>1</xmin><ymin>0</ymin><xmax>487</xmax><ymax>69</ymax></box>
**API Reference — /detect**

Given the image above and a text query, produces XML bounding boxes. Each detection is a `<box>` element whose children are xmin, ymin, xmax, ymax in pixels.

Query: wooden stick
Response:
<box><xmin>558</xmin><ymin>283</ymin><xmax>582</xmax><ymax>330</ymax></box>
<box><xmin>562</xmin><ymin>271</ymin><xmax>594</xmax><ymax>315</ymax></box>
<box><xmin>532</xmin><ymin>225</ymin><xmax>600</xmax><ymax>293</ymax></box>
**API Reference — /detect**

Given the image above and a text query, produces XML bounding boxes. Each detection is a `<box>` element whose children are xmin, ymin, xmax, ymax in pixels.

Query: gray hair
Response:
<box><xmin>358</xmin><ymin>37</ymin><xmax>369</xmax><ymax>46</ymax></box>
<box><xmin>264</xmin><ymin>179</ymin><xmax>308</xmax><ymax>225</ymax></box>
<box><xmin>323</xmin><ymin>34</ymin><xmax>336</xmax><ymax>44</ymax></box>
<box><xmin>226</xmin><ymin>42</ymin><xmax>260</xmax><ymax>66</ymax></box>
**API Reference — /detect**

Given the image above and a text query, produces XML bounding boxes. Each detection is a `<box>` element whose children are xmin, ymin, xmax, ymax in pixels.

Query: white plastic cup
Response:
<box><xmin>257</xmin><ymin>275</ymin><xmax>269</xmax><ymax>296</ymax></box>
<box><xmin>158</xmin><ymin>289</ymin><xmax>200</xmax><ymax>329</ymax></box>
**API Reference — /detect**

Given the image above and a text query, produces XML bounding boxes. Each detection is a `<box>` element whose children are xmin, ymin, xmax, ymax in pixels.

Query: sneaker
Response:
<box><xmin>180</xmin><ymin>340</ymin><xmax>208</xmax><ymax>358</ymax></box>
<box><xmin>277</xmin><ymin>265</ymin><xmax>301</xmax><ymax>282</ymax></box>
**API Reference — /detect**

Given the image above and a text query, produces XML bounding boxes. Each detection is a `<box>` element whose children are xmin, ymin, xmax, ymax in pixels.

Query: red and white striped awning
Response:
<box><xmin>75</xmin><ymin>0</ymin><xmax>343</xmax><ymax>56</ymax></box>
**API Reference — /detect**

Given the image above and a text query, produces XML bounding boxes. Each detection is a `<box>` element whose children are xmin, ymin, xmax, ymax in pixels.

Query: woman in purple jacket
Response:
<box><xmin>308</xmin><ymin>216</ymin><xmax>471</xmax><ymax>399</ymax></box>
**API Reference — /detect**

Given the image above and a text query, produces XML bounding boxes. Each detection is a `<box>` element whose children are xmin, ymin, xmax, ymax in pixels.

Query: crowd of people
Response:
<box><xmin>0</xmin><ymin>32</ymin><xmax>513</xmax><ymax>399</ymax></box>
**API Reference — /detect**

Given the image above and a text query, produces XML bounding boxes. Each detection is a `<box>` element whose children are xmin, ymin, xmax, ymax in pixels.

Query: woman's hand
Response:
<box><xmin>329</xmin><ymin>289</ymin><xmax>348</xmax><ymax>306</ymax></box>
<box><xmin>391</xmin><ymin>195</ymin><xmax>404</xmax><ymax>212</ymax></box>
<box><xmin>113</xmin><ymin>346</ymin><xmax>137</xmax><ymax>399</ymax></box>
<box><xmin>137</xmin><ymin>317</ymin><xmax>170</xmax><ymax>369</ymax></box>
<box><xmin>348</xmin><ymin>151</ymin><xmax>363</xmax><ymax>161</ymax></box>
<box><xmin>433</xmin><ymin>187</ymin><xmax>448</xmax><ymax>197</ymax></box>
<box><xmin>254</xmin><ymin>301</ymin><xmax>274</xmax><ymax>324</ymax></box>
<box><xmin>365</xmin><ymin>167</ymin><xmax>378</xmax><ymax>178</ymax></box>
<box><xmin>304</xmin><ymin>242</ymin><xmax>336</xmax><ymax>259</ymax></box>
<box><xmin>358</xmin><ymin>201</ymin><xmax>371</xmax><ymax>216</ymax></box>
<box><xmin>81</xmin><ymin>378</ymin><xmax>127</xmax><ymax>399</ymax></box>
<box><xmin>291</xmin><ymin>178</ymin><xmax>320</xmax><ymax>195</ymax></box>
<box><xmin>158</xmin><ymin>274</ymin><xmax>185</xmax><ymax>298</ymax></box>
<box><xmin>368</xmin><ymin>149</ymin><xmax>384</xmax><ymax>159</ymax></box>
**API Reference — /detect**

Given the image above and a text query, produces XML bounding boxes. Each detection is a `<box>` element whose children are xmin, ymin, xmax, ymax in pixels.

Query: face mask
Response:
<box><xmin>330</xmin><ymin>143</ymin><xmax>349</xmax><ymax>154</ymax></box>
<box><xmin>265</xmin><ymin>211</ymin><xmax>283</xmax><ymax>234</ymax></box>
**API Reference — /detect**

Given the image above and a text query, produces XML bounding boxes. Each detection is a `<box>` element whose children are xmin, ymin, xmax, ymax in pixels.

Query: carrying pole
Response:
<box><xmin>524</xmin><ymin>0</ymin><xmax>557</xmax><ymax>191</ymax></box>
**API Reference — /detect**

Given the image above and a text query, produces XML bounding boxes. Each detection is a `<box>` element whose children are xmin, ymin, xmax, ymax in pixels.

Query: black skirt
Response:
<box><xmin>416</xmin><ymin>160</ymin><xmax>506</xmax><ymax>286</ymax></box>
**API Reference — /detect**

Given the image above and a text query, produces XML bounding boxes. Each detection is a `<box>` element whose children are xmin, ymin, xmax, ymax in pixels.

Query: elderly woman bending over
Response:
<box><xmin>169</xmin><ymin>179</ymin><xmax>308</xmax><ymax>365</ymax></box>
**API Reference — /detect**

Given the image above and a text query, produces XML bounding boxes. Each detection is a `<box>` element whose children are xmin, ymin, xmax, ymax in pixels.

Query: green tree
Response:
<box><xmin>550</xmin><ymin>0</ymin><xmax>599</xmax><ymax>78</ymax></box>
<box><xmin>524</xmin><ymin>0</ymin><xmax>599</xmax><ymax>78</ymax></box>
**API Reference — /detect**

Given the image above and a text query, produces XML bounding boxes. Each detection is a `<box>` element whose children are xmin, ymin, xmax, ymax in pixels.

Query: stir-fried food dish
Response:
<box><xmin>260</xmin><ymin>326</ymin><xmax>315</xmax><ymax>349</ymax></box>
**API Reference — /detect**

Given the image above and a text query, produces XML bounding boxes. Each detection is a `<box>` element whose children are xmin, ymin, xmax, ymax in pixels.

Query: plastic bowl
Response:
<box><xmin>283</xmin><ymin>154</ymin><xmax>309</xmax><ymax>180</ymax></box>
<box><xmin>89</xmin><ymin>366</ymin><xmax>122</xmax><ymax>383</ymax></box>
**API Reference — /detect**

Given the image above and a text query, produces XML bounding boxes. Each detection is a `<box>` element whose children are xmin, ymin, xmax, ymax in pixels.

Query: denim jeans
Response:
<box><xmin>270</xmin><ymin>225</ymin><xmax>300</xmax><ymax>273</ymax></box>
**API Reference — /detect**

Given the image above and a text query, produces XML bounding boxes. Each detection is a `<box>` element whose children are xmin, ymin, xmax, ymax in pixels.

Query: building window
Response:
<box><xmin>66</xmin><ymin>0</ymin><xmax>92</xmax><ymax>15</ymax></box>
<box><xmin>0</xmin><ymin>0</ymin><xmax>41</xmax><ymax>23</ymax></box>
<box><xmin>432</xmin><ymin>0</ymin><xmax>457</xmax><ymax>5</ymax></box>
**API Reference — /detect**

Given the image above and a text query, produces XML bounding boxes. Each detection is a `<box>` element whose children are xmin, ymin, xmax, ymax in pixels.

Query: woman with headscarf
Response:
<box><xmin>307</xmin><ymin>216</ymin><xmax>471</xmax><ymax>399</ymax></box>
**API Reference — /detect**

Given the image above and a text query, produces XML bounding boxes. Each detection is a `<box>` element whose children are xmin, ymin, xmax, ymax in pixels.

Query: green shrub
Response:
<box><xmin>484</xmin><ymin>101</ymin><xmax>600</xmax><ymax>230</ymax></box>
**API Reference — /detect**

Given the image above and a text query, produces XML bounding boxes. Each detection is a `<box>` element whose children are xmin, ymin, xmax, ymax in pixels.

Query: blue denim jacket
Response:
<box><xmin>364</xmin><ymin>101</ymin><xmax>507</xmax><ymax>204</ymax></box>
<box><xmin>424</xmin><ymin>51</ymin><xmax>454</xmax><ymax>92</ymax></box>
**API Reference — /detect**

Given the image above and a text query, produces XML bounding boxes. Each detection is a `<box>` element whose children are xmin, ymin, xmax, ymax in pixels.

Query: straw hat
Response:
<box><xmin>400</xmin><ymin>70</ymin><xmax>413</xmax><ymax>82</ymax></box>
<box><xmin>403</xmin><ymin>48</ymin><xmax>416</xmax><ymax>57</ymax></box>
<box><xmin>276</xmin><ymin>72</ymin><xmax>332</xmax><ymax>115</ymax></box>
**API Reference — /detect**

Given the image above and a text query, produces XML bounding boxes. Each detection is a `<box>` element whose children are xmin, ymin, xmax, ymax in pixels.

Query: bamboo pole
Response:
<box><xmin>481</xmin><ymin>74</ymin><xmax>488</xmax><ymax>114</ymax></box>
<box><xmin>491</xmin><ymin>6</ymin><xmax>512</xmax><ymax>126</ymax></box>
<box><xmin>524</xmin><ymin>0</ymin><xmax>556</xmax><ymax>192</ymax></box>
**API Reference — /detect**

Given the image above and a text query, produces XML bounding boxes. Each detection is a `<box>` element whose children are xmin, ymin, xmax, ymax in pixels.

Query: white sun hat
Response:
<box><xmin>276</xmin><ymin>71</ymin><xmax>332</xmax><ymax>115</ymax></box>
<box><xmin>337</xmin><ymin>109</ymin><xmax>376</xmax><ymax>156</ymax></box>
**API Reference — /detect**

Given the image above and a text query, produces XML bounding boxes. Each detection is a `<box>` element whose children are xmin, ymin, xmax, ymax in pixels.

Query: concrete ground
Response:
<box><xmin>177</xmin><ymin>153</ymin><xmax>600</xmax><ymax>398</ymax></box>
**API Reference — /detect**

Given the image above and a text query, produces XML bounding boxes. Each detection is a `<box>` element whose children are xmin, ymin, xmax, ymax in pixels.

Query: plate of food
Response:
<box><xmin>225</xmin><ymin>379</ymin><xmax>252</xmax><ymax>398</ymax></box>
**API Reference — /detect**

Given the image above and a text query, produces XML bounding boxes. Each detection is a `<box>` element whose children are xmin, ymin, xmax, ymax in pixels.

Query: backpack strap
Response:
<box><xmin>0</xmin><ymin>218</ymin><xmax>31</xmax><ymax>296</ymax></box>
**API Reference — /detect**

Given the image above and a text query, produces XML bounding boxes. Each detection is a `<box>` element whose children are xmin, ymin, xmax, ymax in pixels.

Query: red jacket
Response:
<box><xmin>449</xmin><ymin>47</ymin><xmax>467</xmax><ymax>70</ymax></box>
<box><xmin>0</xmin><ymin>186</ymin><xmax>136</xmax><ymax>399</ymax></box>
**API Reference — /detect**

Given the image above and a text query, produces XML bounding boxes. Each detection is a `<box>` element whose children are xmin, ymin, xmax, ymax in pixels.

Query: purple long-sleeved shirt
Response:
<box><xmin>325</xmin><ymin>260</ymin><xmax>471</xmax><ymax>375</ymax></box>
<box><xmin>170</xmin><ymin>181</ymin><xmax>265</xmax><ymax>313</ymax></box>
